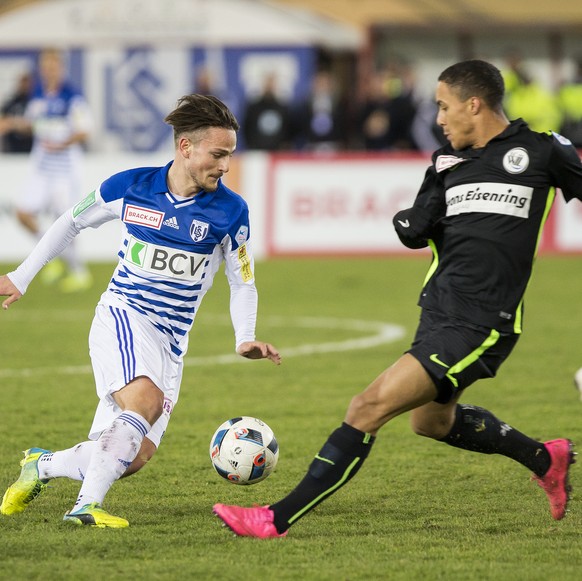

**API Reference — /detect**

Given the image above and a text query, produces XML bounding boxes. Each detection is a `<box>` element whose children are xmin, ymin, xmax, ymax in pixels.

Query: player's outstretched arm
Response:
<box><xmin>237</xmin><ymin>341</ymin><xmax>281</xmax><ymax>365</ymax></box>
<box><xmin>0</xmin><ymin>275</ymin><xmax>22</xmax><ymax>310</ymax></box>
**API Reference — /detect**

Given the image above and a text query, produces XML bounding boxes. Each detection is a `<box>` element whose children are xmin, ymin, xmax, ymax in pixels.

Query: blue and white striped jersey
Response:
<box><xmin>68</xmin><ymin>162</ymin><xmax>257</xmax><ymax>357</ymax></box>
<box><xmin>26</xmin><ymin>82</ymin><xmax>92</xmax><ymax>174</ymax></box>
<box><xmin>8</xmin><ymin>160</ymin><xmax>258</xmax><ymax>360</ymax></box>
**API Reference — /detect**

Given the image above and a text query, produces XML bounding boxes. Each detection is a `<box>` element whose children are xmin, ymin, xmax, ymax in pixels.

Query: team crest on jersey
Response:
<box><xmin>435</xmin><ymin>155</ymin><xmax>467</xmax><ymax>173</ymax></box>
<box><xmin>503</xmin><ymin>147</ymin><xmax>529</xmax><ymax>174</ymax></box>
<box><xmin>190</xmin><ymin>220</ymin><xmax>209</xmax><ymax>242</ymax></box>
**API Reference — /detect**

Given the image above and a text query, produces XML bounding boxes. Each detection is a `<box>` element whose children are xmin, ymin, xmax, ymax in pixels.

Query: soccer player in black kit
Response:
<box><xmin>214</xmin><ymin>60</ymin><xmax>582</xmax><ymax>538</ymax></box>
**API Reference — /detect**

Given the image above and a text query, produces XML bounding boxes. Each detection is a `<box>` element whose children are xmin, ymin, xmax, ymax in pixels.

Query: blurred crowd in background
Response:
<box><xmin>3</xmin><ymin>49</ymin><xmax>582</xmax><ymax>155</ymax></box>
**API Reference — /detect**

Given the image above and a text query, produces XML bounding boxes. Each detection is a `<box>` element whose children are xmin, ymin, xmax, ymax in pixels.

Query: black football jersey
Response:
<box><xmin>393</xmin><ymin>119</ymin><xmax>582</xmax><ymax>333</ymax></box>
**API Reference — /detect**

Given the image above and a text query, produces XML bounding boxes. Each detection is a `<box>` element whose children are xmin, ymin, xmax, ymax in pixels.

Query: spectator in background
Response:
<box><xmin>192</xmin><ymin>66</ymin><xmax>215</xmax><ymax>95</ymax></box>
<box><xmin>242</xmin><ymin>73</ymin><xmax>291</xmax><ymax>151</ymax></box>
<box><xmin>357</xmin><ymin>63</ymin><xmax>417</xmax><ymax>151</ymax></box>
<box><xmin>502</xmin><ymin>52</ymin><xmax>562</xmax><ymax>133</ymax></box>
<box><xmin>356</xmin><ymin>72</ymin><xmax>392</xmax><ymax>150</ymax></box>
<box><xmin>558</xmin><ymin>58</ymin><xmax>582</xmax><ymax>148</ymax></box>
<box><xmin>410</xmin><ymin>99</ymin><xmax>448</xmax><ymax>153</ymax></box>
<box><xmin>292</xmin><ymin>70</ymin><xmax>346</xmax><ymax>152</ymax></box>
<box><xmin>501</xmin><ymin>49</ymin><xmax>528</xmax><ymax>95</ymax></box>
<box><xmin>0</xmin><ymin>71</ymin><xmax>33</xmax><ymax>153</ymax></box>
<box><xmin>382</xmin><ymin>62</ymin><xmax>417</xmax><ymax>151</ymax></box>
<box><xmin>0</xmin><ymin>48</ymin><xmax>93</xmax><ymax>293</ymax></box>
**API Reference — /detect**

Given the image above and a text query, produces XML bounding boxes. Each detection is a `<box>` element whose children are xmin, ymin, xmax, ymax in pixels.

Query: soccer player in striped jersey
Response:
<box><xmin>0</xmin><ymin>94</ymin><xmax>281</xmax><ymax>528</ymax></box>
<box><xmin>5</xmin><ymin>48</ymin><xmax>93</xmax><ymax>292</ymax></box>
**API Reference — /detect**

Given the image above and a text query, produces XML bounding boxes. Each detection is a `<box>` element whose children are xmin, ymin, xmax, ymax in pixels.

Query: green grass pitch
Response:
<box><xmin>1</xmin><ymin>256</ymin><xmax>582</xmax><ymax>580</ymax></box>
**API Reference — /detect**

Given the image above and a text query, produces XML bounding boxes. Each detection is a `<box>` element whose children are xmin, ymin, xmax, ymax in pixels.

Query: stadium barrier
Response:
<box><xmin>1</xmin><ymin>151</ymin><xmax>581</xmax><ymax>262</ymax></box>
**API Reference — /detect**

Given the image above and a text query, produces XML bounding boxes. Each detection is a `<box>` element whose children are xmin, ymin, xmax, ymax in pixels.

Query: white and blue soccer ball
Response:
<box><xmin>209</xmin><ymin>416</ymin><xmax>279</xmax><ymax>485</ymax></box>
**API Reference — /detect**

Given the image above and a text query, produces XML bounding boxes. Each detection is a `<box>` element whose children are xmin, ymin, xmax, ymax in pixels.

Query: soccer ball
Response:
<box><xmin>209</xmin><ymin>416</ymin><xmax>279</xmax><ymax>485</ymax></box>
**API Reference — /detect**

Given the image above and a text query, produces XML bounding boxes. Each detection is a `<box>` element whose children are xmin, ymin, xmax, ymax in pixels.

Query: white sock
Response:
<box><xmin>72</xmin><ymin>411</ymin><xmax>151</xmax><ymax>510</ymax></box>
<box><xmin>38</xmin><ymin>441</ymin><xmax>97</xmax><ymax>481</ymax></box>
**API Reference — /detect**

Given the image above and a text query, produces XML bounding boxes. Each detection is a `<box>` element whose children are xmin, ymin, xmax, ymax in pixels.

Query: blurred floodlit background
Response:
<box><xmin>1</xmin><ymin>0</ymin><xmax>582</xmax><ymax>262</ymax></box>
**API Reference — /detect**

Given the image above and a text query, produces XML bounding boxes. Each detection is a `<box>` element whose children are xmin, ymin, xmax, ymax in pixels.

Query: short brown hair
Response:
<box><xmin>164</xmin><ymin>94</ymin><xmax>239</xmax><ymax>143</ymax></box>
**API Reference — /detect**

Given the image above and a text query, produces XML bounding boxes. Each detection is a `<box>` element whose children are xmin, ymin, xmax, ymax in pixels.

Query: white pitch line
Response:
<box><xmin>0</xmin><ymin>315</ymin><xmax>406</xmax><ymax>378</ymax></box>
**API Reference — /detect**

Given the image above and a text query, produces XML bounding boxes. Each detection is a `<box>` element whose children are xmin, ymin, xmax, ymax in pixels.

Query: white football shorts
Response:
<box><xmin>16</xmin><ymin>166</ymin><xmax>82</xmax><ymax>215</ymax></box>
<box><xmin>87</xmin><ymin>302</ymin><xmax>184</xmax><ymax>448</ymax></box>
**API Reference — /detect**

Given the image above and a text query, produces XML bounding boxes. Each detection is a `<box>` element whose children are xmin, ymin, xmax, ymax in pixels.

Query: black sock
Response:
<box><xmin>440</xmin><ymin>404</ymin><xmax>550</xmax><ymax>476</ymax></box>
<box><xmin>271</xmin><ymin>423</ymin><xmax>375</xmax><ymax>533</ymax></box>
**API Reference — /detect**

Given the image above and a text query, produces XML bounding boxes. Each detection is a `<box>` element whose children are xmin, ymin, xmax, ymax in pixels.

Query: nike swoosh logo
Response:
<box><xmin>397</xmin><ymin>219</ymin><xmax>410</xmax><ymax>228</ymax></box>
<box><xmin>429</xmin><ymin>353</ymin><xmax>450</xmax><ymax>368</ymax></box>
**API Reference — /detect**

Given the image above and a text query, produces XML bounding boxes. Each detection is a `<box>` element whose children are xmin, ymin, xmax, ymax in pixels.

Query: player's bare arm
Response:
<box><xmin>0</xmin><ymin>115</ymin><xmax>31</xmax><ymax>135</ymax></box>
<box><xmin>0</xmin><ymin>274</ymin><xmax>22</xmax><ymax>310</ymax></box>
<box><xmin>237</xmin><ymin>341</ymin><xmax>281</xmax><ymax>365</ymax></box>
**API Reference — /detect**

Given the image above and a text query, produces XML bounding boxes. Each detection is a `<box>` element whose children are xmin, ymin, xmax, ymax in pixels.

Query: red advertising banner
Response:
<box><xmin>265</xmin><ymin>152</ymin><xmax>582</xmax><ymax>257</ymax></box>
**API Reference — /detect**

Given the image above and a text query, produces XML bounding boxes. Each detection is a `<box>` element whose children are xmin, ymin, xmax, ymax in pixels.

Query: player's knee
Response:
<box><xmin>116</xmin><ymin>377</ymin><xmax>165</xmax><ymax>425</ymax></box>
<box><xmin>139</xmin><ymin>381</ymin><xmax>165</xmax><ymax>423</ymax></box>
<box><xmin>410</xmin><ymin>420</ymin><xmax>437</xmax><ymax>438</ymax></box>
<box><xmin>347</xmin><ymin>392</ymin><xmax>376</xmax><ymax>420</ymax></box>
<box><xmin>410</xmin><ymin>415</ymin><xmax>450</xmax><ymax>440</ymax></box>
<box><xmin>346</xmin><ymin>392</ymin><xmax>389</xmax><ymax>432</ymax></box>
<box><xmin>145</xmin><ymin>396</ymin><xmax>164</xmax><ymax>425</ymax></box>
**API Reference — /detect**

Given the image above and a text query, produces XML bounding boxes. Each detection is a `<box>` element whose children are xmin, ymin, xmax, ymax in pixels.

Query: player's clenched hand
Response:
<box><xmin>237</xmin><ymin>341</ymin><xmax>281</xmax><ymax>365</ymax></box>
<box><xmin>0</xmin><ymin>275</ymin><xmax>22</xmax><ymax>310</ymax></box>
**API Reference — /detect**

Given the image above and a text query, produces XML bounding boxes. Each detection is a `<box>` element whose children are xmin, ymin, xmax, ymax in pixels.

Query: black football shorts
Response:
<box><xmin>407</xmin><ymin>309</ymin><xmax>520</xmax><ymax>404</ymax></box>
